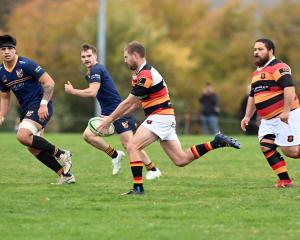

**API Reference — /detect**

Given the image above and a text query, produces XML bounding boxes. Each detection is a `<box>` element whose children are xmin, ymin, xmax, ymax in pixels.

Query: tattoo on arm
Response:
<box><xmin>42</xmin><ymin>85</ymin><xmax>54</xmax><ymax>101</ymax></box>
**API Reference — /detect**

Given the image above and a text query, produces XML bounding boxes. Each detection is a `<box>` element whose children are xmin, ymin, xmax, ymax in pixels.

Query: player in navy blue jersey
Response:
<box><xmin>64</xmin><ymin>43</ymin><xmax>161</xmax><ymax>179</ymax></box>
<box><xmin>0</xmin><ymin>34</ymin><xmax>75</xmax><ymax>184</ymax></box>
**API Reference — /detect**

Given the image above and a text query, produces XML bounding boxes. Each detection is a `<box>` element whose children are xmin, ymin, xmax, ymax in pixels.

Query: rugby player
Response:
<box><xmin>98</xmin><ymin>41</ymin><xmax>240</xmax><ymax>195</ymax></box>
<box><xmin>0</xmin><ymin>34</ymin><xmax>74</xmax><ymax>184</ymax></box>
<box><xmin>241</xmin><ymin>38</ymin><xmax>300</xmax><ymax>188</ymax></box>
<box><xmin>64</xmin><ymin>43</ymin><xmax>161</xmax><ymax>179</ymax></box>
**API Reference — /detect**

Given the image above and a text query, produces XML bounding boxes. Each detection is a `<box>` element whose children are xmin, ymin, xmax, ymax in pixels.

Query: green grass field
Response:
<box><xmin>1</xmin><ymin>133</ymin><xmax>300</xmax><ymax>240</ymax></box>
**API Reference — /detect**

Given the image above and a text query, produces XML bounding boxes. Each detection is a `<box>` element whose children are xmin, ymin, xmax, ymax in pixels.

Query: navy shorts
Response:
<box><xmin>113</xmin><ymin>114</ymin><xmax>137</xmax><ymax>134</ymax></box>
<box><xmin>20</xmin><ymin>102</ymin><xmax>53</xmax><ymax>128</ymax></box>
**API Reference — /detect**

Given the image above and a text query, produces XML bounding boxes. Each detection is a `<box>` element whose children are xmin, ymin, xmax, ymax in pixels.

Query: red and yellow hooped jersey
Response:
<box><xmin>131</xmin><ymin>62</ymin><xmax>174</xmax><ymax>116</ymax></box>
<box><xmin>250</xmin><ymin>59</ymin><xmax>299</xmax><ymax>119</ymax></box>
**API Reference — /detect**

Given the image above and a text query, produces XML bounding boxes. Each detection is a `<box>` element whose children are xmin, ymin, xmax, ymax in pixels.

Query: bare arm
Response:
<box><xmin>278</xmin><ymin>86</ymin><xmax>295</xmax><ymax>123</ymax></box>
<box><xmin>97</xmin><ymin>94</ymin><xmax>140</xmax><ymax>132</ymax></box>
<box><xmin>39</xmin><ymin>72</ymin><xmax>55</xmax><ymax>102</ymax></box>
<box><xmin>38</xmin><ymin>72</ymin><xmax>55</xmax><ymax>120</ymax></box>
<box><xmin>65</xmin><ymin>81</ymin><xmax>100</xmax><ymax>98</ymax></box>
<box><xmin>241</xmin><ymin>96</ymin><xmax>256</xmax><ymax>131</ymax></box>
<box><xmin>109</xmin><ymin>94</ymin><xmax>139</xmax><ymax>122</ymax></box>
<box><xmin>0</xmin><ymin>92</ymin><xmax>11</xmax><ymax>125</ymax></box>
<box><xmin>122</xmin><ymin>100</ymin><xmax>141</xmax><ymax>116</ymax></box>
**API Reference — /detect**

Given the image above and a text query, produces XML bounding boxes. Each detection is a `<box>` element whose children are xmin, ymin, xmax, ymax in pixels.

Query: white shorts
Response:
<box><xmin>141</xmin><ymin>114</ymin><xmax>179</xmax><ymax>141</ymax></box>
<box><xmin>258</xmin><ymin>108</ymin><xmax>300</xmax><ymax>146</ymax></box>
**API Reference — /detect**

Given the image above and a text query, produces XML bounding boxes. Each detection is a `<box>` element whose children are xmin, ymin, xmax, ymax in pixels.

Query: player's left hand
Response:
<box><xmin>38</xmin><ymin>105</ymin><xmax>49</xmax><ymax>120</ymax></box>
<box><xmin>65</xmin><ymin>81</ymin><xmax>74</xmax><ymax>94</ymax></box>
<box><xmin>97</xmin><ymin>115</ymin><xmax>112</xmax><ymax>133</ymax></box>
<box><xmin>279</xmin><ymin>111</ymin><xmax>289</xmax><ymax>124</ymax></box>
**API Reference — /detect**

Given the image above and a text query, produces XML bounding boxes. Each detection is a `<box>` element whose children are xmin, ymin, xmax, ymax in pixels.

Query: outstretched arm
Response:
<box><xmin>0</xmin><ymin>92</ymin><xmax>11</xmax><ymax>126</ymax></box>
<box><xmin>38</xmin><ymin>72</ymin><xmax>55</xmax><ymax>120</ymax></box>
<box><xmin>97</xmin><ymin>94</ymin><xmax>139</xmax><ymax>131</ymax></box>
<box><xmin>65</xmin><ymin>81</ymin><xmax>100</xmax><ymax>98</ymax></box>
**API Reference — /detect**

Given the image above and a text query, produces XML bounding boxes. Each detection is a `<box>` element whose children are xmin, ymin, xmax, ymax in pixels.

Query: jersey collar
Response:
<box><xmin>135</xmin><ymin>61</ymin><xmax>146</xmax><ymax>75</ymax></box>
<box><xmin>256</xmin><ymin>56</ymin><xmax>275</xmax><ymax>71</ymax></box>
<box><xmin>3</xmin><ymin>55</ymin><xmax>19</xmax><ymax>73</ymax></box>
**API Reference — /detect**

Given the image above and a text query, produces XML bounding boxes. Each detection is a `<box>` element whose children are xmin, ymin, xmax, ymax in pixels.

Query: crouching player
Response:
<box><xmin>0</xmin><ymin>34</ymin><xmax>74</xmax><ymax>184</ymax></box>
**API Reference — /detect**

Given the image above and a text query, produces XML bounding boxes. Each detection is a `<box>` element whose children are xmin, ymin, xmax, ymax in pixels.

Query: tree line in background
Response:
<box><xmin>1</xmin><ymin>0</ymin><xmax>300</xmax><ymax>132</ymax></box>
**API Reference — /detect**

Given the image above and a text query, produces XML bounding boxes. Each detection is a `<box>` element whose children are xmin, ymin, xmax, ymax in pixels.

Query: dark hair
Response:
<box><xmin>0</xmin><ymin>34</ymin><xmax>17</xmax><ymax>48</ymax></box>
<box><xmin>255</xmin><ymin>38</ymin><xmax>275</xmax><ymax>54</ymax></box>
<box><xmin>125</xmin><ymin>41</ymin><xmax>146</xmax><ymax>57</ymax></box>
<box><xmin>81</xmin><ymin>43</ymin><xmax>97</xmax><ymax>54</ymax></box>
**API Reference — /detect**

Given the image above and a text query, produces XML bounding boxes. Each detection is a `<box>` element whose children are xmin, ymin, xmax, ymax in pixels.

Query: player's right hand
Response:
<box><xmin>241</xmin><ymin>117</ymin><xmax>249</xmax><ymax>131</ymax></box>
<box><xmin>65</xmin><ymin>81</ymin><xmax>74</xmax><ymax>94</ymax></box>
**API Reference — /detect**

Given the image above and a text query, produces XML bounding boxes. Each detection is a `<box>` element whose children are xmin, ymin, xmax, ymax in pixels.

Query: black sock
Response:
<box><xmin>36</xmin><ymin>150</ymin><xmax>63</xmax><ymax>175</ymax></box>
<box><xmin>145</xmin><ymin>162</ymin><xmax>157</xmax><ymax>171</ymax></box>
<box><xmin>190</xmin><ymin>142</ymin><xmax>215</xmax><ymax>159</ymax></box>
<box><xmin>54</xmin><ymin>149</ymin><xmax>65</xmax><ymax>158</ymax></box>
<box><xmin>105</xmin><ymin>146</ymin><xmax>118</xmax><ymax>158</ymax></box>
<box><xmin>32</xmin><ymin>135</ymin><xmax>64</xmax><ymax>158</ymax></box>
<box><xmin>278</xmin><ymin>172</ymin><xmax>290</xmax><ymax>180</ymax></box>
<box><xmin>130</xmin><ymin>161</ymin><xmax>144</xmax><ymax>192</ymax></box>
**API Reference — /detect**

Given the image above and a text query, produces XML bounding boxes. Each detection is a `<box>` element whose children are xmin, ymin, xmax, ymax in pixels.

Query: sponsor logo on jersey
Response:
<box><xmin>279</xmin><ymin>68</ymin><xmax>291</xmax><ymax>75</ymax></box>
<box><xmin>16</xmin><ymin>69</ymin><xmax>23</xmax><ymax>78</ymax></box>
<box><xmin>34</xmin><ymin>66</ymin><xmax>42</xmax><ymax>73</ymax></box>
<box><xmin>26</xmin><ymin>110</ymin><xmax>34</xmax><ymax>117</ymax></box>
<box><xmin>261</xmin><ymin>73</ymin><xmax>266</xmax><ymax>79</ymax></box>
<box><xmin>121</xmin><ymin>121</ymin><xmax>129</xmax><ymax>129</ymax></box>
<box><xmin>91</xmin><ymin>74</ymin><xmax>101</xmax><ymax>80</ymax></box>
<box><xmin>136</xmin><ymin>77</ymin><xmax>146</xmax><ymax>86</ymax></box>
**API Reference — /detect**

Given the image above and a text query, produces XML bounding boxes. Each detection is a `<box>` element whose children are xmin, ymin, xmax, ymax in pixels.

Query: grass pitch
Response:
<box><xmin>0</xmin><ymin>133</ymin><xmax>300</xmax><ymax>240</ymax></box>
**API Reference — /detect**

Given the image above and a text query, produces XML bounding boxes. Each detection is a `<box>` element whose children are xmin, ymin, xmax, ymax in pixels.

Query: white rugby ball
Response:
<box><xmin>88</xmin><ymin>117</ymin><xmax>115</xmax><ymax>137</ymax></box>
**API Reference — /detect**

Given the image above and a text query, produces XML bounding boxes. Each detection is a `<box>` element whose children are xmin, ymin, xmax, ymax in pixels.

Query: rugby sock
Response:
<box><xmin>130</xmin><ymin>161</ymin><xmax>144</xmax><ymax>192</ymax></box>
<box><xmin>263</xmin><ymin>149</ymin><xmax>290</xmax><ymax>180</ymax></box>
<box><xmin>190</xmin><ymin>142</ymin><xmax>214</xmax><ymax>159</ymax></box>
<box><xmin>145</xmin><ymin>161</ymin><xmax>157</xmax><ymax>171</ymax></box>
<box><xmin>36</xmin><ymin>150</ymin><xmax>64</xmax><ymax>175</ymax></box>
<box><xmin>105</xmin><ymin>146</ymin><xmax>118</xmax><ymax>158</ymax></box>
<box><xmin>54</xmin><ymin>148</ymin><xmax>65</xmax><ymax>159</ymax></box>
<box><xmin>31</xmin><ymin>136</ymin><xmax>64</xmax><ymax>158</ymax></box>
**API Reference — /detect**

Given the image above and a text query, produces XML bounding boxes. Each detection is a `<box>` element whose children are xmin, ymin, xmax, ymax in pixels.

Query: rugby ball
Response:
<box><xmin>88</xmin><ymin>117</ymin><xmax>115</xmax><ymax>137</ymax></box>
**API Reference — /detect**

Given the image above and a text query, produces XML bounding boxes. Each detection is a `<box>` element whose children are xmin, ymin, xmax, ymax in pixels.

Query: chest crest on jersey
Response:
<box><xmin>16</xmin><ymin>69</ymin><xmax>24</xmax><ymax>78</ymax></box>
<box><xmin>261</xmin><ymin>73</ymin><xmax>266</xmax><ymax>79</ymax></box>
<box><xmin>2</xmin><ymin>75</ymin><xmax>8</xmax><ymax>83</ymax></box>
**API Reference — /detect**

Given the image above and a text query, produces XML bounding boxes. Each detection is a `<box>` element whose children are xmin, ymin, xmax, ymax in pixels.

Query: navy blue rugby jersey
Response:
<box><xmin>86</xmin><ymin>63</ymin><xmax>121</xmax><ymax>115</ymax></box>
<box><xmin>0</xmin><ymin>56</ymin><xmax>45</xmax><ymax>110</ymax></box>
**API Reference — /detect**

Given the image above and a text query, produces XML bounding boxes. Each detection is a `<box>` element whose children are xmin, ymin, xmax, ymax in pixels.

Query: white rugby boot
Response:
<box><xmin>112</xmin><ymin>150</ymin><xmax>125</xmax><ymax>175</ymax></box>
<box><xmin>58</xmin><ymin>150</ymin><xmax>72</xmax><ymax>174</ymax></box>
<box><xmin>52</xmin><ymin>172</ymin><xmax>76</xmax><ymax>185</ymax></box>
<box><xmin>145</xmin><ymin>168</ymin><xmax>162</xmax><ymax>180</ymax></box>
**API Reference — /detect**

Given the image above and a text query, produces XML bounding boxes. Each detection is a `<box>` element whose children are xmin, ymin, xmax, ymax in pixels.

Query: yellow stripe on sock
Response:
<box><xmin>275</xmin><ymin>166</ymin><xmax>288</xmax><ymax>174</ymax></box>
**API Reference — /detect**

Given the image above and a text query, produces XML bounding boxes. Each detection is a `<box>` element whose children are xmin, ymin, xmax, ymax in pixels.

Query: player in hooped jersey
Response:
<box><xmin>65</xmin><ymin>43</ymin><xmax>161</xmax><ymax>179</ymax></box>
<box><xmin>0</xmin><ymin>34</ymin><xmax>74</xmax><ymax>184</ymax></box>
<box><xmin>241</xmin><ymin>38</ymin><xmax>300</xmax><ymax>188</ymax></box>
<box><xmin>98</xmin><ymin>41</ymin><xmax>240</xmax><ymax>195</ymax></box>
